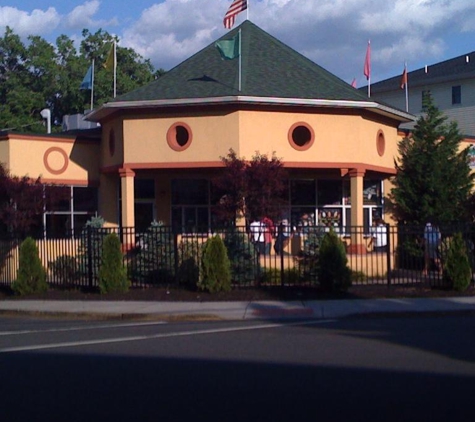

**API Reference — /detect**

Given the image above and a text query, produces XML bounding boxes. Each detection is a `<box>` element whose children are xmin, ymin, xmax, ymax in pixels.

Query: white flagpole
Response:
<box><xmin>113</xmin><ymin>40</ymin><xmax>117</xmax><ymax>98</ymax></box>
<box><xmin>247</xmin><ymin>0</ymin><xmax>250</xmax><ymax>20</ymax></box>
<box><xmin>238</xmin><ymin>29</ymin><xmax>242</xmax><ymax>91</ymax></box>
<box><xmin>90</xmin><ymin>59</ymin><xmax>95</xmax><ymax>110</ymax></box>
<box><xmin>404</xmin><ymin>62</ymin><xmax>409</xmax><ymax>112</ymax></box>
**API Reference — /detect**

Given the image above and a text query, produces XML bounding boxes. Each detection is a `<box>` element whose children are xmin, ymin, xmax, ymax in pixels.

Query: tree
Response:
<box><xmin>389</xmin><ymin>95</ymin><xmax>474</xmax><ymax>225</ymax></box>
<box><xmin>11</xmin><ymin>237</ymin><xmax>48</xmax><ymax>295</ymax></box>
<box><xmin>0</xmin><ymin>163</ymin><xmax>44</xmax><ymax>238</ymax></box>
<box><xmin>213</xmin><ymin>149</ymin><xmax>287</xmax><ymax>224</ymax></box>
<box><xmin>98</xmin><ymin>232</ymin><xmax>130</xmax><ymax>294</ymax></box>
<box><xmin>0</xmin><ymin>27</ymin><xmax>159</xmax><ymax>133</ymax></box>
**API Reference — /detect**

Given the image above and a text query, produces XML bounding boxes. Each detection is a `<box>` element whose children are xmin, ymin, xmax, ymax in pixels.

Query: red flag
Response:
<box><xmin>223</xmin><ymin>0</ymin><xmax>248</xmax><ymax>29</ymax></box>
<box><xmin>363</xmin><ymin>41</ymin><xmax>371</xmax><ymax>80</ymax></box>
<box><xmin>351</xmin><ymin>78</ymin><xmax>357</xmax><ymax>88</ymax></box>
<box><xmin>400</xmin><ymin>66</ymin><xmax>407</xmax><ymax>89</ymax></box>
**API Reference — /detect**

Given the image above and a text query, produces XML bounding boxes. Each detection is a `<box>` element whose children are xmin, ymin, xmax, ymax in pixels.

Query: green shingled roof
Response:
<box><xmin>114</xmin><ymin>20</ymin><xmax>369</xmax><ymax>103</ymax></box>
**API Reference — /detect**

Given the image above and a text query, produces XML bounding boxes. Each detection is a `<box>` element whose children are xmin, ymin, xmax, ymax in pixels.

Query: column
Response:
<box><xmin>348</xmin><ymin>168</ymin><xmax>366</xmax><ymax>254</ymax></box>
<box><xmin>119</xmin><ymin>167</ymin><xmax>135</xmax><ymax>250</ymax></box>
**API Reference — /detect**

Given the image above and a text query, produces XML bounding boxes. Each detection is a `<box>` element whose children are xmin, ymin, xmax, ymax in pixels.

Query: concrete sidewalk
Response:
<box><xmin>0</xmin><ymin>297</ymin><xmax>474</xmax><ymax>320</ymax></box>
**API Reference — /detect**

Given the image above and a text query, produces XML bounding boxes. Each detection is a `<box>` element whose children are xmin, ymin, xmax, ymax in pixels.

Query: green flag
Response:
<box><xmin>215</xmin><ymin>33</ymin><xmax>240</xmax><ymax>60</ymax></box>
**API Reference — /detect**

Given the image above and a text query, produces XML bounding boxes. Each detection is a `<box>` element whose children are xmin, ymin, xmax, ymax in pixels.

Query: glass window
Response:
<box><xmin>452</xmin><ymin>85</ymin><xmax>461</xmax><ymax>105</ymax></box>
<box><xmin>318</xmin><ymin>180</ymin><xmax>342</xmax><ymax>205</ymax></box>
<box><xmin>45</xmin><ymin>186</ymin><xmax>71</xmax><ymax>212</ymax></box>
<box><xmin>73</xmin><ymin>187</ymin><xmax>98</xmax><ymax>212</ymax></box>
<box><xmin>46</xmin><ymin>214</ymin><xmax>70</xmax><ymax>238</ymax></box>
<box><xmin>290</xmin><ymin>180</ymin><xmax>316</xmax><ymax>205</ymax></box>
<box><xmin>363</xmin><ymin>181</ymin><xmax>382</xmax><ymax>205</ymax></box>
<box><xmin>135</xmin><ymin>179</ymin><xmax>155</xmax><ymax>199</ymax></box>
<box><xmin>172</xmin><ymin>179</ymin><xmax>208</xmax><ymax>205</ymax></box>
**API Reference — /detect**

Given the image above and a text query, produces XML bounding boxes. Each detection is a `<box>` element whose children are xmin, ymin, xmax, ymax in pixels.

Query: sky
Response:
<box><xmin>2</xmin><ymin>0</ymin><xmax>475</xmax><ymax>87</ymax></box>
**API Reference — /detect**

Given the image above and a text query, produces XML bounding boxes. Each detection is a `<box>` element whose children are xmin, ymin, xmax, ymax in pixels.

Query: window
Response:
<box><xmin>452</xmin><ymin>85</ymin><xmax>461</xmax><ymax>105</ymax></box>
<box><xmin>167</xmin><ymin>122</ymin><xmax>192</xmax><ymax>151</ymax></box>
<box><xmin>171</xmin><ymin>179</ymin><xmax>210</xmax><ymax>232</ymax></box>
<box><xmin>288</xmin><ymin>122</ymin><xmax>315</xmax><ymax>151</ymax></box>
<box><xmin>44</xmin><ymin>186</ymin><xmax>98</xmax><ymax>238</ymax></box>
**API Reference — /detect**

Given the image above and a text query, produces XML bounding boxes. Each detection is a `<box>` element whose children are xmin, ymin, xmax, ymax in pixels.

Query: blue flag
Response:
<box><xmin>80</xmin><ymin>65</ymin><xmax>93</xmax><ymax>90</ymax></box>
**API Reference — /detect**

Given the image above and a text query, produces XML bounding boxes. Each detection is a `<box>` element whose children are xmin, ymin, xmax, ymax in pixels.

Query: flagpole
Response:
<box><xmin>247</xmin><ymin>0</ymin><xmax>249</xmax><ymax>20</ymax></box>
<box><xmin>113</xmin><ymin>40</ymin><xmax>117</xmax><ymax>98</ymax></box>
<box><xmin>238</xmin><ymin>29</ymin><xmax>242</xmax><ymax>91</ymax></box>
<box><xmin>90</xmin><ymin>59</ymin><xmax>95</xmax><ymax>110</ymax></box>
<box><xmin>404</xmin><ymin>62</ymin><xmax>409</xmax><ymax>112</ymax></box>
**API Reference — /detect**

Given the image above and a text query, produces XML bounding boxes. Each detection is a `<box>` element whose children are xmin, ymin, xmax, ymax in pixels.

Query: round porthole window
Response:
<box><xmin>167</xmin><ymin>122</ymin><xmax>193</xmax><ymax>151</ymax></box>
<box><xmin>288</xmin><ymin>122</ymin><xmax>315</xmax><ymax>151</ymax></box>
<box><xmin>376</xmin><ymin>130</ymin><xmax>385</xmax><ymax>156</ymax></box>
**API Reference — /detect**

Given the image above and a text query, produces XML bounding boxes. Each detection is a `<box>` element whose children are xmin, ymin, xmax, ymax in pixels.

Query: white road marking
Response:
<box><xmin>0</xmin><ymin>319</ymin><xmax>336</xmax><ymax>353</ymax></box>
<box><xmin>0</xmin><ymin>321</ymin><xmax>166</xmax><ymax>336</ymax></box>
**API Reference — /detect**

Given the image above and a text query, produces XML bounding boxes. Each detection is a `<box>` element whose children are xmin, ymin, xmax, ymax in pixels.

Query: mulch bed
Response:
<box><xmin>1</xmin><ymin>283</ymin><xmax>475</xmax><ymax>302</ymax></box>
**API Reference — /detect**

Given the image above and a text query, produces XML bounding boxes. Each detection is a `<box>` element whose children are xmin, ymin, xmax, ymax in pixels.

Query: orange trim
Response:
<box><xmin>40</xmin><ymin>178</ymin><xmax>99</xmax><ymax>187</ymax></box>
<box><xmin>288</xmin><ymin>122</ymin><xmax>315</xmax><ymax>151</ymax></box>
<box><xmin>0</xmin><ymin>133</ymin><xmax>98</xmax><ymax>144</ymax></box>
<box><xmin>347</xmin><ymin>244</ymin><xmax>367</xmax><ymax>254</ymax></box>
<box><xmin>348</xmin><ymin>168</ymin><xmax>366</xmax><ymax>178</ymax></box>
<box><xmin>43</xmin><ymin>147</ymin><xmax>69</xmax><ymax>175</ymax></box>
<box><xmin>376</xmin><ymin>129</ymin><xmax>385</xmax><ymax>157</ymax></box>
<box><xmin>119</xmin><ymin>167</ymin><xmax>136</xmax><ymax>177</ymax></box>
<box><xmin>101</xmin><ymin>161</ymin><xmax>396</xmax><ymax>175</ymax></box>
<box><xmin>166</xmin><ymin>122</ymin><xmax>193</xmax><ymax>151</ymax></box>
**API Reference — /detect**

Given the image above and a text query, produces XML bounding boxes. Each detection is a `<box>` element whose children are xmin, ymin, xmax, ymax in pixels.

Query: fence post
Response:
<box><xmin>87</xmin><ymin>226</ymin><xmax>93</xmax><ymax>289</ymax></box>
<box><xmin>173</xmin><ymin>228</ymin><xmax>179</xmax><ymax>285</ymax></box>
<box><xmin>386</xmin><ymin>223</ymin><xmax>391</xmax><ymax>286</ymax></box>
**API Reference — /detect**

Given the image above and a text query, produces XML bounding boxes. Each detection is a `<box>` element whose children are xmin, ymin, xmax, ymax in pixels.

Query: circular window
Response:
<box><xmin>376</xmin><ymin>130</ymin><xmax>385</xmax><ymax>156</ymax></box>
<box><xmin>167</xmin><ymin>122</ymin><xmax>193</xmax><ymax>151</ymax></box>
<box><xmin>109</xmin><ymin>129</ymin><xmax>115</xmax><ymax>157</ymax></box>
<box><xmin>288</xmin><ymin>122</ymin><xmax>315</xmax><ymax>151</ymax></box>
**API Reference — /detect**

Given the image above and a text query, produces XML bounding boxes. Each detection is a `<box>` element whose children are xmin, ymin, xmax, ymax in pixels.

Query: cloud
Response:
<box><xmin>0</xmin><ymin>6</ymin><xmax>61</xmax><ymax>36</ymax></box>
<box><xmin>64</xmin><ymin>0</ymin><xmax>117</xmax><ymax>31</ymax></box>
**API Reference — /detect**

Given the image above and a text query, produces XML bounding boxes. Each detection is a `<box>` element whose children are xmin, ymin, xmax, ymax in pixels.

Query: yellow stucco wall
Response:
<box><xmin>3</xmin><ymin>135</ymin><xmax>100</xmax><ymax>185</ymax></box>
<box><xmin>122</xmin><ymin>112</ymin><xmax>240</xmax><ymax>165</ymax></box>
<box><xmin>118</xmin><ymin>109</ymin><xmax>400</xmax><ymax>171</ymax></box>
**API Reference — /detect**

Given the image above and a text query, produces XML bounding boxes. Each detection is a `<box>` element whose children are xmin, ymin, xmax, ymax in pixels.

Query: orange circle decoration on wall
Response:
<box><xmin>167</xmin><ymin>122</ymin><xmax>193</xmax><ymax>151</ymax></box>
<box><xmin>43</xmin><ymin>147</ymin><xmax>69</xmax><ymax>175</ymax></box>
<box><xmin>288</xmin><ymin>122</ymin><xmax>315</xmax><ymax>151</ymax></box>
<box><xmin>376</xmin><ymin>130</ymin><xmax>386</xmax><ymax>157</ymax></box>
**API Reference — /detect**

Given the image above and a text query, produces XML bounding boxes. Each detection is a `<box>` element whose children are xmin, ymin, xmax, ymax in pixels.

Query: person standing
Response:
<box><xmin>423</xmin><ymin>222</ymin><xmax>442</xmax><ymax>275</ymax></box>
<box><xmin>261</xmin><ymin>217</ymin><xmax>274</xmax><ymax>255</ymax></box>
<box><xmin>250</xmin><ymin>219</ymin><xmax>265</xmax><ymax>255</ymax></box>
<box><xmin>370</xmin><ymin>218</ymin><xmax>387</xmax><ymax>252</ymax></box>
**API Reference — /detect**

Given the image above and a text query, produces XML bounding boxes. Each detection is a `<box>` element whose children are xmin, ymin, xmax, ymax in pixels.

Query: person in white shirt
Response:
<box><xmin>250</xmin><ymin>219</ymin><xmax>265</xmax><ymax>254</ymax></box>
<box><xmin>370</xmin><ymin>218</ymin><xmax>387</xmax><ymax>252</ymax></box>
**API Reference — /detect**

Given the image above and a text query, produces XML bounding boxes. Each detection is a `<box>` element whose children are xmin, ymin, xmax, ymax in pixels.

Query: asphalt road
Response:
<box><xmin>1</xmin><ymin>315</ymin><xmax>475</xmax><ymax>422</ymax></box>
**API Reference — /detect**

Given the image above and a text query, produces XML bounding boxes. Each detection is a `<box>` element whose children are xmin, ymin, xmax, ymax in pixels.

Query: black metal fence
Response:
<box><xmin>0</xmin><ymin>224</ymin><xmax>474</xmax><ymax>289</ymax></box>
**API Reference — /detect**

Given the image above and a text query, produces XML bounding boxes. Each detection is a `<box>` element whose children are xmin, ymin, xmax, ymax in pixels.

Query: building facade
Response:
<box><xmin>1</xmin><ymin>21</ymin><xmax>414</xmax><ymax>253</ymax></box>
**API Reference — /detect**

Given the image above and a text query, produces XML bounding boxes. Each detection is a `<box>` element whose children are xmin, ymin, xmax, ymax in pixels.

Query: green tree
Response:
<box><xmin>389</xmin><ymin>95</ymin><xmax>474</xmax><ymax>225</ymax></box>
<box><xmin>198</xmin><ymin>235</ymin><xmax>231</xmax><ymax>293</ymax></box>
<box><xmin>12</xmin><ymin>237</ymin><xmax>47</xmax><ymax>295</ymax></box>
<box><xmin>98</xmin><ymin>232</ymin><xmax>130</xmax><ymax>293</ymax></box>
<box><xmin>0</xmin><ymin>27</ymin><xmax>159</xmax><ymax>134</ymax></box>
<box><xmin>213</xmin><ymin>149</ymin><xmax>287</xmax><ymax>224</ymax></box>
<box><xmin>317</xmin><ymin>230</ymin><xmax>351</xmax><ymax>292</ymax></box>
<box><xmin>443</xmin><ymin>233</ymin><xmax>472</xmax><ymax>291</ymax></box>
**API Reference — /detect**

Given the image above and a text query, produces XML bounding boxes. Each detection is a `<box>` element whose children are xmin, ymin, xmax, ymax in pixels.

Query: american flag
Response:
<box><xmin>223</xmin><ymin>0</ymin><xmax>248</xmax><ymax>29</ymax></box>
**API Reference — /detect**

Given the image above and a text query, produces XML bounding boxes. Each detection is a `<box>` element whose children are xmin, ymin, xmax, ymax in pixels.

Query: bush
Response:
<box><xmin>12</xmin><ymin>237</ymin><xmax>47</xmax><ymax>295</ymax></box>
<box><xmin>317</xmin><ymin>230</ymin><xmax>351</xmax><ymax>292</ymax></box>
<box><xmin>223</xmin><ymin>228</ymin><xmax>259</xmax><ymax>286</ymax></box>
<box><xmin>443</xmin><ymin>232</ymin><xmax>472</xmax><ymax>292</ymax></box>
<box><xmin>198</xmin><ymin>235</ymin><xmax>231</xmax><ymax>293</ymax></box>
<box><xmin>78</xmin><ymin>216</ymin><xmax>106</xmax><ymax>281</ymax></box>
<box><xmin>131</xmin><ymin>221</ymin><xmax>175</xmax><ymax>284</ymax></box>
<box><xmin>49</xmin><ymin>255</ymin><xmax>79</xmax><ymax>285</ymax></box>
<box><xmin>98</xmin><ymin>233</ymin><xmax>130</xmax><ymax>294</ymax></box>
<box><xmin>176</xmin><ymin>239</ymin><xmax>202</xmax><ymax>288</ymax></box>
